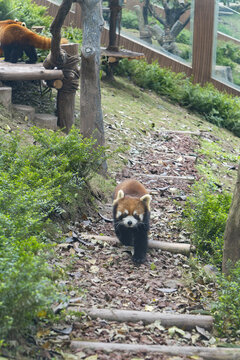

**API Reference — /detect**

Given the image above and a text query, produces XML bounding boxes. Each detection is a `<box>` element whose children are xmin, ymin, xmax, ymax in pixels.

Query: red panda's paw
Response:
<box><xmin>132</xmin><ymin>255</ymin><xmax>147</xmax><ymax>265</ymax></box>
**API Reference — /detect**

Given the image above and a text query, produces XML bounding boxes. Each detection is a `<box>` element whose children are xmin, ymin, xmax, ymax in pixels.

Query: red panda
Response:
<box><xmin>113</xmin><ymin>179</ymin><xmax>151</xmax><ymax>264</ymax></box>
<box><xmin>0</xmin><ymin>19</ymin><xmax>26</xmax><ymax>57</ymax></box>
<box><xmin>0</xmin><ymin>22</ymin><xmax>68</xmax><ymax>63</ymax></box>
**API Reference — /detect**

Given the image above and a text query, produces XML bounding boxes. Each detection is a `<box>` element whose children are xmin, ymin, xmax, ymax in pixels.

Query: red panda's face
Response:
<box><xmin>113</xmin><ymin>190</ymin><xmax>151</xmax><ymax>228</ymax></box>
<box><xmin>115</xmin><ymin>198</ymin><xmax>145</xmax><ymax>228</ymax></box>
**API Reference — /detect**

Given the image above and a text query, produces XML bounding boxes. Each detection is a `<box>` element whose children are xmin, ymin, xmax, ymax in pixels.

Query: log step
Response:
<box><xmin>70</xmin><ymin>341</ymin><xmax>240</xmax><ymax>360</ymax></box>
<box><xmin>140</xmin><ymin>173</ymin><xmax>195</xmax><ymax>182</ymax></box>
<box><xmin>158</xmin><ymin>129</ymin><xmax>203</xmax><ymax>136</ymax></box>
<box><xmin>68</xmin><ymin>308</ymin><xmax>213</xmax><ymax>331</ymax></box>
<box><xmin>0</xmin><ymin>86</ymin><xmax>12</xmax><ymax>110</ymax></box>
<box><xmin>82</xmin><ymin>234</ymin><xmax>195</xmax><ymax>256</ymax></box>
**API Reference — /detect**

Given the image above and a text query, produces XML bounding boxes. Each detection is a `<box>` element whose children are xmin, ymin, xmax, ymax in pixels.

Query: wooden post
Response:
<box><xmin>192</xmin><ymin>0</ymin><xmax>215</xmax><ymax>85</ymax></box>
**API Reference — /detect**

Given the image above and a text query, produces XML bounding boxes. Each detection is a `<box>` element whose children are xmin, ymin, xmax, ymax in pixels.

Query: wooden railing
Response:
<box><xmin>32</xmin><ymin>0</ymin><xmax>240</xmax><ymax>96</ymax></box>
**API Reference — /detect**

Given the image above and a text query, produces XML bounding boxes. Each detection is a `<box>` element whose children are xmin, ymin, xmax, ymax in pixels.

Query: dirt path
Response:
<box><xmin>42</xmin><ymin>129</ymin><xmax>225</xmax><ymax>360</ymax></box>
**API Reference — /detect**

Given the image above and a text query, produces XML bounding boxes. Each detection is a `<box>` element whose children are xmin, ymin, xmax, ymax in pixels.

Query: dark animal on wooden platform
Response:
<box><xmin>0</xmin><ymin>22</ymin><xmax>67</xmax><ymax>63</ymax></box>
<box><xmin>113</xmin><ymin>179</ymin><xmax>151</xmax><ymax>264</ymax></box>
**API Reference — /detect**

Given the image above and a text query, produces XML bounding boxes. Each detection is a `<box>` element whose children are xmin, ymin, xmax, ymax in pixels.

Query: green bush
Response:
<box><xmin>182</xmin><ymin>181</ymin><xmax>232</xmax><ymax>267</ymax></box>
<box><xmin>11</xmin><ymin>0</ymin><xmax>53</xmax><ymax>28</ymax></box>
<box><xmin>176</xmin><ymin>29</ymin><xmax>191</xmax><ymax>45</ymax></box>
<box><xmin>62</xmin><ymin>26</ymin><xmax>83</xmax><ymax>45</ymax></box>
<box><xmin>0</xmin><ymin>0</ymin><xmax>12</xmax><ymax>19</ymax></box>
<box><xmin>121</xmin><ymin>10</ymin><xmax>139</xmax><ymax>30</ymax></box>
<box><xmin>0</xmin><ymin>127</ymin><xmax>105</xmax><ymax>339</ymax></box>
<box><xmin>217</xmin><ymin>41</ymin><xmax>240</xmax><ymax>67</ymax></box>
<box><xmin>115</xmin><ymin>59</ymin><xmax>240</xmax><ymax>137</ymax></box>
<box><xmin>212</xmin><ymin>262</ymin><xmax>240</xmax><ymax>337</ymax></box>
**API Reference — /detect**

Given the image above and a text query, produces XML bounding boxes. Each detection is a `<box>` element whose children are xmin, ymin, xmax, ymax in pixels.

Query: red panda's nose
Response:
<box><xmin>128</xmin><ymin>220</ymin><xmax>133</xmax><ymax>226</ymax></box>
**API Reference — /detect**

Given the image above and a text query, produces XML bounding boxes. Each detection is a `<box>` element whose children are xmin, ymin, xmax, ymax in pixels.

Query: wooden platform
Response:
<box><xmin>0</xmin><ymin>61</ymin><xmax>64</xmax><ymax>81</ymax></box>
<box><xmin>0</xmin><ymin>47</ymin><xmax>144</xmax><ymax>81</ymax></box>
<box><xmin>101</xmin><ymin>47</ymin><xmax>145</xmax><ymax>63</ymax></box>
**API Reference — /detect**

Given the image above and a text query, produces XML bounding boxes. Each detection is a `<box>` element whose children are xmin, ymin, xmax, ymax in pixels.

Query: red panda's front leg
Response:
<box><xmin>114</xmin><ymin>222</ymin><xmax>134</xmax><ymax>246</ymax></box>
<box><xmin>132</xmin><ymin>226</ymin><xmax>148</xmax><ymax>264</ymax></box>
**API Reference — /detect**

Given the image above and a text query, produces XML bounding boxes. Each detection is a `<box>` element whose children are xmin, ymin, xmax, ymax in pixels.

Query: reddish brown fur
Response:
<box><xmin>114</xmin><ymin>179</ymin><xmax>149</xmax><ymax>199</ymax></box>
<box><xmin>0</xmin><ymin>20</ymin><xmax>25</xmax><ymax>56</ymax></box>
<box><xmin>0</xmin><ymin>23</ymin><xmax>67</xmax><ymax>50</ymax></box>
<box><xmin>116</xmin><ymin>197</ymin><xmax>146</xmax><ymax>216</ymax></box>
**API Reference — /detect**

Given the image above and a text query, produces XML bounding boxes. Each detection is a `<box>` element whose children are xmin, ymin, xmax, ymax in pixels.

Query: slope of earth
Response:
<box><xmin>36</xmin><ymin>77</ymin><xmax>239</xmax><ymax>360</ymax></box>
<box><xmin>3</xmin><ymin>76</ymin><xmax>240</xmax><ymax>359</ymax></box>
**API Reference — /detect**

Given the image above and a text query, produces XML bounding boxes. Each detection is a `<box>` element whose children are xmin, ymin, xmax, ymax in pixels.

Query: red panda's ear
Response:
<box><xmin>113</xmin><ymin>189</ymin><xmax>125</xmax><ymax>205</ymax></box>
<box><xmin>140</xmin><ymin>194</ymin><xmax>151</xmax><ymax>211</ymax></box>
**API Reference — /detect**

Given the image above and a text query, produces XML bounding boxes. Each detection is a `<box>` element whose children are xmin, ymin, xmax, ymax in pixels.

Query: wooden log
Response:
<box><xmin>0</xmin><ymin>64</ymin><xmax>63</xmax><ymax>81</ymax></box>
<box><xmin>70</xmin><ymin>341</ymin><xmax>240</xmax><ymax>360</ymax></box>
<box><xmin>140</xmin><ymin>174</ymin><xmax>195</xmax><ymax>183</ymax></box>
<box><xmin>70</xmin><ymin>308</ymin><xmax>213</xmax><ymax>331</ymax></box>
<box><xmin>158</xmin><ymin>129</ymin><xmax>202</xmax><ymax>136</ymax></box>
<box><xmin>46</xmin><ymin>79</ymin><xmax>63</xmax><ymax>89</ymax></box>
<box><xmin>82</xmin><ymin>234</ymin><xmax>195</xmax><ymax>255</ymax></box>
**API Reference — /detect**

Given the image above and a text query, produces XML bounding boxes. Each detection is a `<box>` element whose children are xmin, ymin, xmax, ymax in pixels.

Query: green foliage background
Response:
<box><xmin>182</xmin><ymin>181</ymin><xmax>232</xmax><ymax>268</ymax></box>
<box><xmin>115</xmin><ymin>59</ymin><xmax>240</xmax><ymax>137</ymax></box>
<box><xmin>0</xmin><ymin>127</ymin><xmax>105</xmax><ymax>339</ymax></box>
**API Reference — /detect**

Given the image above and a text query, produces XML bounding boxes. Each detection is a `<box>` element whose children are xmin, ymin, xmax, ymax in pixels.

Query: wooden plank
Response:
<box><xmin>0</xmin><ymin>62</ymin><xmax>63</xmax><ymax>81</ymax></box>
<box><xmin>101</xmin><ymin>47</ymin><xmax>145</xmax><ymax>60</ymax></box>
<box><xmin>70</xmin><ymin>341</ymin><xmax>240</xmax><ymax>360</ymax></box>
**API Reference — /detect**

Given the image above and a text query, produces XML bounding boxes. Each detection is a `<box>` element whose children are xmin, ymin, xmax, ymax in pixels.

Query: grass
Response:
<box><xmin>98</xmin><ymin>77</ymin><xmax>240</xmax><ymax>188</ymax></box>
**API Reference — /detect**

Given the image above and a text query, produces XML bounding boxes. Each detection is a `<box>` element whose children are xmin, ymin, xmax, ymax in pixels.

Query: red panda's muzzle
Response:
<box><xmin>122</xmin><ymin>215</ymin><xmax>139</xmax><ymax>228</ymax></box>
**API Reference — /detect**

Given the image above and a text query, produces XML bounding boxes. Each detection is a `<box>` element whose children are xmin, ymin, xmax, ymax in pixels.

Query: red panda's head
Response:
<box><xmin>113</xmin><ymin>190</ymin><xmax>151</xmax><ymax>228</ymax></box>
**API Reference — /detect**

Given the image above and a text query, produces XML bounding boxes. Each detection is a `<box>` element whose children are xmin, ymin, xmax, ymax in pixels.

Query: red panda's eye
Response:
<box><xmin>133</xmin><ymin>212</ymin><xmax>144</xmax><ymax>221</ymax></box>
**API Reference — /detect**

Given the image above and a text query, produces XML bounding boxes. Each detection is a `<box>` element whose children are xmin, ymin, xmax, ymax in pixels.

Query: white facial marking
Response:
<box><xmin>116</xmin><ymin>210</ymin><xmax>122</xmax><ymax>218</ymax></box>
<box><xmin>124</xmin><ymin>209</ymin><xmax>129</xmax><ymax>215</ymax></box>
<box><xmin>123</xmin><ymin>215</ymin><xmax>138</xmax><ymax>227</ymax></box>
<box><xmin>139</xmin><ymin>213</ymin><xmax>144</xmax><ymax>221</ymax></box>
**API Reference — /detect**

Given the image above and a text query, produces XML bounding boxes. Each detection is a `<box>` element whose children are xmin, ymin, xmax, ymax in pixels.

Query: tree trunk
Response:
<box><xmin>107</xmin><ymin>0</ymin><xmax>122</xmax><ymax>51</ymax></box>
<box><xmin>77</xmin><ymin>0</ymin><xmax>105</xmax><ymax>148</ymax></box>
<box><xmin>43</xmin><ymin>0</ymin><xmax>80</xmax><ymax>133</ymax></box>
<box><xmin>222</xmin><ymin>165</ymin><xmax>240</xmax><ymax>274</ymax></box>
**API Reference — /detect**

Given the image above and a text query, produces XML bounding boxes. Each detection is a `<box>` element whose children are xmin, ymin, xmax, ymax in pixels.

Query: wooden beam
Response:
<box><xmin>0</xmin><ymin>63</ymin><xmax>63</xmax><ymax>81</ymax></box>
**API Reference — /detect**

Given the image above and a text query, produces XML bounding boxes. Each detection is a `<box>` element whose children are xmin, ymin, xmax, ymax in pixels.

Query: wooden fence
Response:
<box><xmin>32</xmin><ymin>0</ymin><xmax>240</xmax><ymax>96</ymax></box>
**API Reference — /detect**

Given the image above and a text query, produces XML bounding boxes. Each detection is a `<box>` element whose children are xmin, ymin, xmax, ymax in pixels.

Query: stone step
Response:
<box><xmin>0</xmin><ymin>86</ymin><xmax>12</xmax><ymax>110</ymax></box>
<box><xmin>33</xmin><ymin>113</ymin><xmax>58</xmax><ymax>130</ymax></box>
<box><xmin>12</xmin><ymin>104</ymin><xmax>36</xmax><ymax>123</ymax></box>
